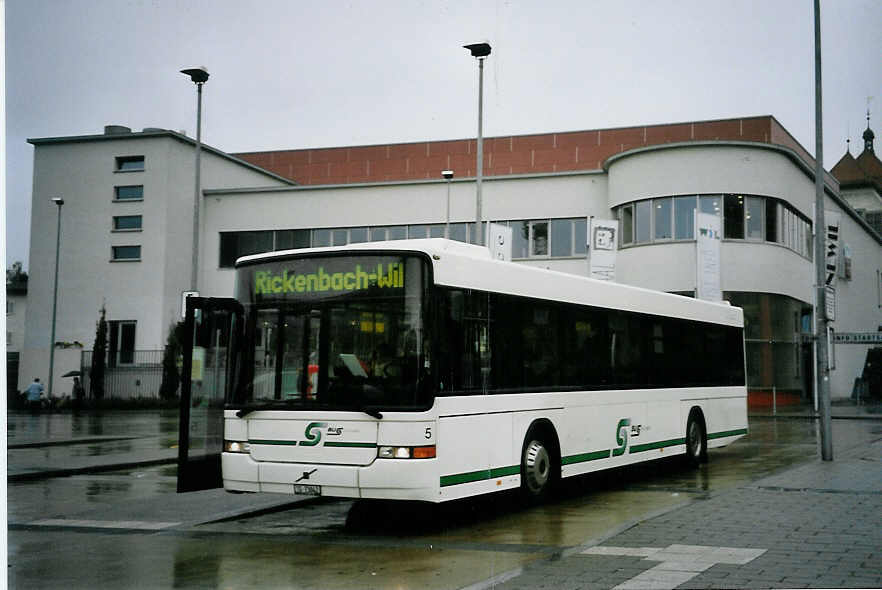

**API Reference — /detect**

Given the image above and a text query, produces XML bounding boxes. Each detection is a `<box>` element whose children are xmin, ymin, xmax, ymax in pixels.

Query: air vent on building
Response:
<box><xmin>142</xmin><ymin>128</ymin><xmax>165</xmax><ymax>133</ymax></box>
<box><xmin>104</xmin><ymin>125</ymin><xmax>132</xmax><ymax>135</ymax></box>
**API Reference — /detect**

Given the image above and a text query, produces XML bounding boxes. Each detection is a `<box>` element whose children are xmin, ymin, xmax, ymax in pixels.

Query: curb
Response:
<box><xmin>7</xmin><ymin>457</ymin><xmax>178</xmax><ymax>482</ymax></box>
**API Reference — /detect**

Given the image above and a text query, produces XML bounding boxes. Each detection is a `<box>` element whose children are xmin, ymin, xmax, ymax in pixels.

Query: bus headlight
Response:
<box><xmin>378</xmin><ymin>445</ymin><xmax>436</xmax><ymax>459</ymax></box>
<box><xmin>224</xmin><ymin>440</ymin><xmax>251</xmax><ymax>453</ymax></box>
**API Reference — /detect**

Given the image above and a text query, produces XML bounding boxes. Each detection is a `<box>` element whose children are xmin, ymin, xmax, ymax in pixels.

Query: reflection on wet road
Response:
<box><xmin>8</xmin><ymin>417</ymin><xmax>882</xmax><ymax>589</ymax></box>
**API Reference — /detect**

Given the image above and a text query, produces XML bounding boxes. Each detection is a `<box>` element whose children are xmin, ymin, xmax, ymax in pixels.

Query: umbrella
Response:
<box><xmin>61</xmin><ymin>370</ymin><xmax>82</xmax><ymax>378</ymax></box>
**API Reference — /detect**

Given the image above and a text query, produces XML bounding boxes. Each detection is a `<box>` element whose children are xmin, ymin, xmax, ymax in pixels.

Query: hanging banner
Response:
<box><xmin>588</xmin><ymin>218</ymin><xmax>618</xmax><ymax>281</ymax></box>
<box><xmin>695</xmin><ymin>212</ymin><xmax>722</xmax><ymax>301</ymax></box>
<box><xmin>487</xmin><ymin>223</ymin><xmax>513</xmax><ymax>261</ymax></box>
<box><xmin>824</xmin><ymin>210</ymin><xmax>841</xmax><ymax>286</ymax></box>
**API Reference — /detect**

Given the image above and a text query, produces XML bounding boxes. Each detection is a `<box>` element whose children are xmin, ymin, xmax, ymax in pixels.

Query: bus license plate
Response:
<box><xmin>294</xmin><ymin>484</ymin><xmax>321</xmax><ymax>496</ymax></box>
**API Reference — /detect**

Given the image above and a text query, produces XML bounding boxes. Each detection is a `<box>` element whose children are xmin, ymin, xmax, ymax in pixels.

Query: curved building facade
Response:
<box><xmin>20</xmin><ymin>116</ymin><xmax>882</xmax><ymax>405</ymax></box>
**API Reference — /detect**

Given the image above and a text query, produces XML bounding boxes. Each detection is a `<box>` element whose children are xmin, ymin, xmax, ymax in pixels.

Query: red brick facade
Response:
<box><xmin>234</xmin><ymin>116</ymin><xmax>810</xmax><ymax>186</ymax></box>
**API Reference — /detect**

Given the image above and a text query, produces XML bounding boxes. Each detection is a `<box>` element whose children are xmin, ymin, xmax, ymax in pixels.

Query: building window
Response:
<box><xmin>765</xmin><ymin>200</ymin><xmax>779</xmax><ymax>243</ymax></box>
<box><xmin>550</xmin><ymin>219</ymin><xmax>573</xmax><ymax>256</ymax></box>
<box><xmin>370</xmin><ymin>226</ymin><xmax>407</xmax><ymax>241</ymax></box>
<box><xmin>724</xmin><ymin>194</ymin><xmax>745</xmax><ymax>239</ymax></box>
<box><xmin>635</xmin><ymin>201</ymin><xmax>651</xmax><ymax>243</ymax></box>
<box><xmin>674</xmin><ymin>196</ymin><xmax>696</xmax><ymax>239</ymax></box>
<box><xmin>112</xmin><ymin>215</ymin><xmax>142</xmax><ymax>231</ymax></box>
<box><xmin>114</xmin><ymin>185</ymin><xmax>143</xmax><ymax>201</ymax></box>
<box><xmin>531</xmin><ymin>221</ymin><xmax>549</xmax><ymax>256</ymax></box>
<box><xmin>115</xmin><ymin>155</ymin><xmax>144</xmax><ymax>172</ymax></box>
<box><xmin>616</xmin><ymin>194</ymin><xmax>812</xmax><ymax>260</ymax></box>
<box><xmin>108</xmin><ymin>321</ymin><xmax>136</xmax><ymax>366</ymax></box>
<box><xmin>274</xmin><ymin>229</ymin><xmax>310</xmax><ymax>251</ymax></box>
<box><xmin>408</xmin><ymin>224</ymin><xmax>445</xmax><ymax>239</ymax></box>
<box><xmin>620</xmin><ymin>205</ymin><xmax>633</xmax><ymax>245</ymax></box>
<box><xmin>745</xmin><ymin>196</ymin><xmax>763</xmax><ymax>240</ymax></box>
<box><xmin>219</xmin><ymin>231</ymin><xmax>273</xmax><ymax>267</ymax></box>
<box><xmin>865</xmin><ymin>211</ymin><xmax>882</xmax><ymax>236</ymax></box>
<box><xmin>111</xmin><ymin>245</ymin><xmax>141</xmax><ymax>261</ymax></box>
<box><xmin>700</xmin><ymin>195</ymin><xmax>721</xmax><ymax>218</ymax></box>
<box><xmin>6</xmin><ymin>300</ymin><xmax>13</xmax><ymax>315</ymax></box>
<box><xmin>653</xmin><ymin>197</ymin><xmax>673</xmax><ymax>240</ymax></box>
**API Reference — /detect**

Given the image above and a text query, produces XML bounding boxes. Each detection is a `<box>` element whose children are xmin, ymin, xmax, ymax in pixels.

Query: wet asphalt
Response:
<box><xmin>6</xmin><ymin>407</ymin><xmax>882</xmax><ymax>589</ymax></box>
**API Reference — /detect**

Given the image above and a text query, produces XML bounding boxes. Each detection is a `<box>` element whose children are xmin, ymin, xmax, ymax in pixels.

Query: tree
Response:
<box><xmin>6</xmin><ymin>261</ymin><xmax>28</xmax><ymax>289</ymax></box>
<box><xmin>90</xmin><ymin>305</ymin><xmax>107</xmax><ymax>400</ymax></box>
<box><xmin>159</xmin><ymin>321</ymin><xmax>187</xmax><ymax>400</ymax></box>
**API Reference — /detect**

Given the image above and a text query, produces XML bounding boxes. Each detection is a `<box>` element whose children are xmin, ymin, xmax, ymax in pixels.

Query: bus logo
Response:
<box><xmin>300</xmin><ymin>422</ymin><xmax>328</xmax><ymax>446</ymax></box>
<box><xmin>613</xmin><ymin>418</ymin><xmax>631</xmax><ymax>456</ymax></box>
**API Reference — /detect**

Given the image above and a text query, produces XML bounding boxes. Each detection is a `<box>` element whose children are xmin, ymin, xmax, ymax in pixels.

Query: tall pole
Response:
<box><xmin>813</xmin><ymin>0</ymin><xmax>833</xmax><ymax>461</ymax></box>
<box><xmin>475</xmin><ymin>56</ymin><xmax>485</xmax><ymax>246</ymax></box>
<box><xmin>48</xmin><ymin>197</ymin><xmax>64</xmax><ymax>399</ymax></box>
<box><xmin>442</xmin><ymin>171</ymin><xmax>454</xmax><ymax>238</ymax></box>
<box><xmin>191</xmin><ymin>80</ymin><xmax>204</xmax><ymax>291</ymax></box>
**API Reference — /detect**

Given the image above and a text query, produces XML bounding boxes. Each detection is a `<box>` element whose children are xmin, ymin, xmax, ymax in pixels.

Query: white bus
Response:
<box><xmin>177</xmin><ymin>239</ymin><xmax>746</xmax><ymax>502</ymax></box>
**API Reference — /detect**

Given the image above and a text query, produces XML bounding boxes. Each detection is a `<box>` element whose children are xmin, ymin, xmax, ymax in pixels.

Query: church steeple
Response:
<box><xmin>863</xmin><ymin>109</ymin><xmax>875</xmax><ymax>153</ymax></box>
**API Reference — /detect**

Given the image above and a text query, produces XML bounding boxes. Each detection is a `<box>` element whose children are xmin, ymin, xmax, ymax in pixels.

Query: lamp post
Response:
<box><xmin>463</xmin><ymin>42</ymin><xmax>491</xmax><ymax>246</ymax></box>
<box><xmin>812</xmin><ymin>0</ymin><xmax>833</xmax><ymax>461</ymax></box>
<box><xmin>180</xmin><ymin>66</ymin><xmax>209</xmax><ymax>291</ymax></box>
<box><xmin>48</xmin><ymin>197</ymin><xmax>64</xmax><ymax>399</ymax></box>
<box><xmin>442</xmin><ymin>170</ymin><xmax>454</xmax><ymax>238</ymax></box>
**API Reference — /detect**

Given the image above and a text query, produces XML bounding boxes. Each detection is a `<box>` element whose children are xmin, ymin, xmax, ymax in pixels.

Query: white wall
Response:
<box><xmin>825</xmin><ymin>194</ymin><xmax>882</xmax><ymax>397</ymax></box>
<box><xmin>6</xmin><ymin>293</ymin><xmax>27</xmax><ymax>352</ymax></box>
<box><xmin>840</xmin><ymin>186</ymin><xmax>882</xmax><ymax>213</ymax></box>
<box><xmin>199</xmin><ymin>173</ymin><xmax>603</xmax><ymax>296</ymax></box>
<box><xmin>20</xmin><ymin>133</ymin><xmax>290</xmax><ymax>393</ymax></box>
<box><xmin>607</xmin><ymin>144</ymin><xmax>819</xmax><ymax>219</ymax></box>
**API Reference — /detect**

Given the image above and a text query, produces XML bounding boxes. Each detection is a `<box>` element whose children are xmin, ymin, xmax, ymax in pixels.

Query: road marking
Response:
<box><xmin>30</xmin><ymin>519</ymin><xmax>181</xmax><ymax>530</ymax></box>
<box><xmin>582</xmin><ymin>544</ymin><xmax>766</xmax><ymax>590</ymax></box>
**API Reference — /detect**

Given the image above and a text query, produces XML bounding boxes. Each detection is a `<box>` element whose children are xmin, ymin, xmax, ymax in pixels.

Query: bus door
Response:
<box><xmin>177</xmin><ymin>296</ymin><xmax>242</xmax><ymax>493</ymax></box>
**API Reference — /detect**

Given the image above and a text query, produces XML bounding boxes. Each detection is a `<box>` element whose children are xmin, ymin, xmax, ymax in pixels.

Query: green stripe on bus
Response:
<box><xmin>440</xmin><ymin>465</ymin><xmax>520</xmax><ymax>487</ymax></box>
<box><xmin>490</xmin><ymin>465</ymin><xmax>520</xmax><ymax>478</ymax></box>
<box><xmin>561</xmin><ymin>449</ymin><xmax>611</xmax><ymax>465</ymax></box>
<box><xmin>249</xmin><ymin>439</ymin><xmax>298</xmax><ymax>446</ymax></box>
<box><xmin>708</xmin><ymin>428</ymin><xmax>748</xmax><ymax>440</ymax></box>
<box><xmin>323</xmin><ymin>441</ymin><xmax>377</xmax><ymax>448</ymax></box>
<box><xmin>629</xmin><ymin>438</ymin><xmax>686</xmax><ymax>453</ymax></box>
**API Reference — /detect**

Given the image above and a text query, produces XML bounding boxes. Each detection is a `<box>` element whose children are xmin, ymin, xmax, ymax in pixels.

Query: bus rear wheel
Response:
<box><xmin>521</xmin><ymin>437</ymin><xmax>555</xmax><ymax>502</ymax></box>
<box><xmin>685</xmin><ymin>413</ymin><xmax>707</xmax><ymax>468</ymax></box>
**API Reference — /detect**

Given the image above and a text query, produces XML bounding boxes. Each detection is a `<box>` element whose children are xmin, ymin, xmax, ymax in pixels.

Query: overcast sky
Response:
<box><xmin>5</xmin><ymin>0</ymin><xmax>881</xmax><ymax>270</ymax></box>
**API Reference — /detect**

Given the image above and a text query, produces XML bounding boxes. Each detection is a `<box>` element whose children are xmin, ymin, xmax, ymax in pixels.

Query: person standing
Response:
<box><xmin>25</xmin><ymin>378</ymin><xmax>45</xmax><ymax>413</ymax></box>
<box><xmin>72</xmin><ymin>377</ymin><xmax>85</xmax><ymax>410</ymax></box>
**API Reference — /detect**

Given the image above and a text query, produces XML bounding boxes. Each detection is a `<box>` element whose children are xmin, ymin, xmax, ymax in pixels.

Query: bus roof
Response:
<box><xmin>236</xmin><ymin>238</ymin><xmax>743</xmax><ymax>327</ymax></box>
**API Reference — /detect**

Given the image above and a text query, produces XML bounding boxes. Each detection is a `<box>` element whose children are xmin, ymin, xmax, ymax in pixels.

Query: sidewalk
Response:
<box><xmin>6</xmin><ymin>409</ymin><xmax>180</xmax><ymax>481</ymax></box>
<box><xmin>493</xmin><ymin>440</ymin><xmax>882</xmax><ymax>589</ymax></box>
<box><xmin>749</xmin><ymin>399</ymin><xmax>882</xmax><ymax>420</ymax></box>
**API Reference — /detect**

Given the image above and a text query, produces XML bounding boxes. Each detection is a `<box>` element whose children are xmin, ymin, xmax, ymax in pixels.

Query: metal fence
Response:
<box><xmin>81</xmin><ymin>350</ymin><xmax>168</xmax><ymax>400</ymax></box>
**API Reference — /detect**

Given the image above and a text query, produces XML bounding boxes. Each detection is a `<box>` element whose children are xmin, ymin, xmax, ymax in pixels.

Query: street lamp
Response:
<box><xmin>48</xmin><ymin>197</ymin><xmax>64</xmax><ymax>399</ymax></box>
<box><xmin>442</xmin><ymin>170</ymin><xmax>454</xmax><ymax>238</ymax></box>
<box><xmin>180</xmin><ymin>66</ymin><xmax>209</xmax><ymax>291</ymax></box>
<box><xmin>463</xmin><ymin>42</ymin><xmax>491</xmax><ymax>246</ymax></box>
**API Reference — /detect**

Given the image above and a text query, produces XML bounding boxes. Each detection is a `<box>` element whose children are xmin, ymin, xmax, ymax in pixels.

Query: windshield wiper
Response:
<box><xmin>361</xmin><ymin>407</ymin><xmax>383</xmax><ymax>419</ymax></box>
<box><xmin>234</xmin><ymin>402</ymin><xmax>289</xmax><ymax>418</ymax></box>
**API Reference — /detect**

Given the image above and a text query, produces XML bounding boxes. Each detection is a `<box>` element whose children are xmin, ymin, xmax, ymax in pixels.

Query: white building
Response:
<box><xmin>20</xmin><ymin>117</ymin><xmax>882</xmax><ymax>404</ymax></box>
<box><xmin>20</xmin><ymin>126</ymin><xmax>292</xmax><ymax>395</ymax></box>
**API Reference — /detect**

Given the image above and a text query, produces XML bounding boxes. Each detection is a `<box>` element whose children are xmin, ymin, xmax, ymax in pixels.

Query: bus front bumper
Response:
<box><xmin>222</xmin><ymin>452</ymin><xmax>440</xmax><ymax>502</ymax></box>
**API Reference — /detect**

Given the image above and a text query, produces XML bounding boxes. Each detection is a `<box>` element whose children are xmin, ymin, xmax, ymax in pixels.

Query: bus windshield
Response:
<box><xmin>230</xmin><ymin>253</ymin><xmax>432</xmax><ymax>412</ymax></box>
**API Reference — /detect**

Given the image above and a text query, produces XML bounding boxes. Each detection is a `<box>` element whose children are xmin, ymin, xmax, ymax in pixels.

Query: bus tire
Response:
<box><xmin>520</xmin><ymin>426</ymin><xmax>559</xmax><ymax>503</ymax></box>
<box><xmin>684</xmin><ymin>410</ymin><xmax>707</xmax><ymax>468</ymax></box>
